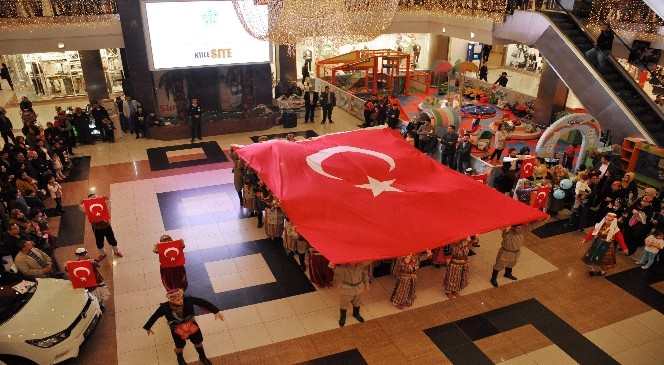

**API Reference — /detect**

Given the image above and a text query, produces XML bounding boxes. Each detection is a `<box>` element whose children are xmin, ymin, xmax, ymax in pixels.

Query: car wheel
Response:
<box><xmin>0</xmin><ymin>355</ymin><xmax>37</xmax><ymax>365</ymax></box>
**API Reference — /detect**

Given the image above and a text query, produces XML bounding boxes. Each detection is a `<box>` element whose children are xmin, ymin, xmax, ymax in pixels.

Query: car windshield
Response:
<box><xmin>0</xmin><ymin>279</ymin><xmax>37</xmax><ymax>325</ymax></box>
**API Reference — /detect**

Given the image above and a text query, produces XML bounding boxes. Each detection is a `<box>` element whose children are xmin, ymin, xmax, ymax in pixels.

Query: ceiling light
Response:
<box><xmin>57</xmin><ymin>42</ymin><xmax>64</xmax><ymax>49</ymax></box>
<box><xmin>442</xmin><ymin>27</ymin><xmax>446</xmax><ymax>33</ymax></box>
<box><xmin>470</xmin><ymin>32</ymin><xmax>475</xmax><ymax>39</ymax></box>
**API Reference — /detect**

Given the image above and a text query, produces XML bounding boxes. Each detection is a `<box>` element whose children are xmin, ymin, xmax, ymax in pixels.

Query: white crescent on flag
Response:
<box><xmin>536</xmin><ymin>191</ymin><xmax>547</xmax><ymax>202</ymax></box>
<box><xmin>73</xmin><ymin>266</ymin><xmax>91</xmax><ymax>281</ymax></box>
<box><xmin>89</xmin><ymin>203</ymin><xmax>104</xmax><ymax>216</ymax></box>
<box><xmin>163</xmin><ymin>247</ymin><xmax>180</xmax><ymax>262</ymax></box>
<box><xmin>522</xmin><ymin>161</ymin><xmax>533</xmax><ymax>176</ymax></box>
<box><xmin>305</xmin><ymin>146</ymin><xmax>402</xmax><ymax>197</ymax></box>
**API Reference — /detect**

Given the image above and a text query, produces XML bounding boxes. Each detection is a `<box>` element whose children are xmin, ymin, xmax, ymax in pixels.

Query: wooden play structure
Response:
<box><xmin>315</xmin><ymin>49</ymin><xmax>418</xmax><ymax>96</ymax></box>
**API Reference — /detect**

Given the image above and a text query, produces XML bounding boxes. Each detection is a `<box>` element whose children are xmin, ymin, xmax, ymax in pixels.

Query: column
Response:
<box><xmin>278</xmin><ymin>45</ymin><xmax>296</xmax><ymax>82</ymax></box>
<box><xmin>79</xmin><ymin>50</ymin><xmax>109</xmax><ymax>102</ymax></box>
<box><xmin>534</xmin><ymin>61</ymin><xmax>569</xmax><ymax>126</ymax></box>
<box><xmin>116</xmin><ymin>0</ymin><xmax>156</xmax><ymax>113</ymax></box>
<box><xmin>428</xmin><ymin>34</ymin><xmax>449</xmax><ymax>68</ymax></box>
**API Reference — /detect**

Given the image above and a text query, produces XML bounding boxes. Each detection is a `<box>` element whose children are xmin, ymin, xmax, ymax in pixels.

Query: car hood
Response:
<box><xmin>0</xmin><ymin>278</ymin><xmax>88</xmax><ymax>340</ymax></box>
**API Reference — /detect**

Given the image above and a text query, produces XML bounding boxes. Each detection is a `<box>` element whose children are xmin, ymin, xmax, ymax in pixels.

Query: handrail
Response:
<box><xmin>547</xmin><ymin>0</ymin><xmax>664</xmax><ymax>125</ymax></box>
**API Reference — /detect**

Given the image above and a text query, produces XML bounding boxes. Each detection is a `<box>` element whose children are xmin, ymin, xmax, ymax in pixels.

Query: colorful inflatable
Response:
<box><xmin>535</xmin><ymin>113</ymin><xmax>601</xmax><ymax>172</ymax></box>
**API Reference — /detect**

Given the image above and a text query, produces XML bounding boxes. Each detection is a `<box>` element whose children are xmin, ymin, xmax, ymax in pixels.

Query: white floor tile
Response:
<box><xmin>222</xmin><ymin>305</ymin><xmax>262</xmax><ymax>329</ymax></box>
<box><xmin>228</xmin><ymin>323</ymin><xmax>273</xmax><ymax>352</ymax></box>
<box><xmin>255</xmin><ymin>298</ymin><xmax>296</xmax><ymax>322</ymax></box>
<box><xmin>264</xmin><ymin>316</ymin><xmax>308</xmax><ymax>343</ymax></box>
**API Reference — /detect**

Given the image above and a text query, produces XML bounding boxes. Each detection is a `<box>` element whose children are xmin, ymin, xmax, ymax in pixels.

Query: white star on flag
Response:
<box><xmin>355</xmin><ymin>176</ymin><xmax>402</xmax><ymax>197</ymax></box>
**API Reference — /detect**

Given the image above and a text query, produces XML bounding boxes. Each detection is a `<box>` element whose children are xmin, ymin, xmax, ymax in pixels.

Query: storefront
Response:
<box><xmin>0</xmin><ymin>48</ymin><xmax>124</xmax><ymax>101</ymax></box>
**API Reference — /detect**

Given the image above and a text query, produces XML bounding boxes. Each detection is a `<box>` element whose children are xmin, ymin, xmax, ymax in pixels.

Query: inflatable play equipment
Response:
<box><xmin>421</xmin><ymin>106</ymin><xmax>460</xmax><ymax>129</ymax></box>
<box><xmin>490</xmin><ymin>119</ymin><xmax>543</xmax><ymax>140</ymax></box>
<box><xmin>535</xmin><ymin>113</ymin><xmax>601</xmax><ymax>172</ymax></box>
<box><xmin>460</xmin><ymin>104</ymin><xmax>498</xmax><ymax>119</ymax></box>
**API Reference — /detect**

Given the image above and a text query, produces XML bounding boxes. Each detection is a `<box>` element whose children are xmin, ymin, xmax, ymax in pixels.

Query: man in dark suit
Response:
<box><xmin>320</xmin><ymin>86</ymin><xmax>336</xmax><ymax>124</ymax></box>
<box><xmin>303</xmin><ymin>88</ymin><xmax>318</xmax><ymax>123</ymax></box>
<box><xmin>439</xmin><ymin>125</ymin><xmax>459</xmax><ymax>167</ymax></box>
<box><xmin>455</xmin><ymin>133</ymin><xmax>472</xmax><ymax>173</ymax></box>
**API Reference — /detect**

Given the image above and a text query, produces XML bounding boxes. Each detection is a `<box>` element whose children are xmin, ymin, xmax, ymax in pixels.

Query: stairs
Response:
<box><xmin>542</xmin><ymin>11</ymin><xmax>664</xmax><ymax>145</ymax></box>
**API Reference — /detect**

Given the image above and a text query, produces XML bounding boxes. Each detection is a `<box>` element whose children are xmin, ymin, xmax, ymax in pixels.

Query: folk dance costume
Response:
<box><xmin>334</xmin><ymin>262</ymin><xmax>370</xmax><ymax>327</ymax></box>
<box><xmin>308</xmin><ymin>248</ymin><xmax>334</xmax><ymax>287</ymax></box>
<box><xmin>490</xmin><ymin>225</ymin><xmax>525</xmax><ymax>287</ymax></box>
<box><xmin>582</xmin><ymin>213</ymin><xmax>627</xmax><ymax>276</ymax></box>
<box><xmin>154</xmin><ymin>237</ymin><xmax>187</xmax><ymax>291</ymax></box>
<box><xmin>230</xmin><ymin>147</ymin><xmax>245</xmax><ymax>203</ymax></box>
<box><xmin>282</xmin><ymin>219</ymin><xmax>298</xmax><ymax>253</ymax></box>
<box><xmin>431</xmin><ymin>244</ymin><xmax>452</xmax><ymax>267</ymax></box>
<box><xmin>442</xmin><ymin>240</ymin><xmax>471</xmax><ymax>297</ymax></box>
<box><xmin>70</xmin><ymin>248</ymin><xmax>110</xmax><ymax>309</ymax></box>
<box><xmin>264</xmin><ymin>204</ymin><xmax>285</xmax><ymax>240</ymax></box>
<box><xmin>242</xmin><ymin>184</ymin><xmax>256</xmax><ymax>214</ymax></box>
<box><xmin>390</xmin><ymin>252</ymin><xmax>429</xmax><ymax>308</ymax></box>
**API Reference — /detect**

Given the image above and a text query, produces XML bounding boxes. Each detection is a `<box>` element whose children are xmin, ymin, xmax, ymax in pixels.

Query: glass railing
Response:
<box><xmin>0</xmin><ymin>0</ymin><xmax>118</xmax><ymax>18</ymax></box>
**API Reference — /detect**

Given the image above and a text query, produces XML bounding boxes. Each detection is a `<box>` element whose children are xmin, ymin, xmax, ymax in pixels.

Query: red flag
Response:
<box><xmin>471</xmin><ymin>174</ymin><xmax>487</xmax><ymax>184</ymax></box>
<box><xmin>65</xmin><ymin>260</ymin><xmax>98</xmax><ymax>289</ymax></box>
<box><xmin>236</xmin><ymin>128</ymin><xmax>547</xmax><ymax>263</ymax></box>
<box><xmin>82</xmin><ymin>196</ymin><xmax>110</xmax><ymax>223</ymax></box>
<box><xmin>520</xmin><ymin>157</ymin><xmax>537</xmax><ymax>179</ymax></box>
<box><xmin>531</xmin><ymin>186</ymin><xmax>551</xmax><ymax>210</ymax></box>
<box><xmin>157</xmin><ymin>239</ymin><xmax>185</xmax><ymax>268</ymax></box>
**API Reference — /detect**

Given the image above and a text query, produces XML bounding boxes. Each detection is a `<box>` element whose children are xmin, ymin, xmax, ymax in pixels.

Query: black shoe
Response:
<box><xmin>339</xmin><ymin>309</ymin><xmax>347</xmax><ymax>327</ymax></box>
<box><xmin>468</xmin><ymin>250</ymin><xmax>476</xmax><ymax>256</ymax></box>
<box><xmin>490</xmin><ymin>269</ymin><xmax>499</xmax><ymax>287</ymax></box>
<box><xmin>191</xmin><ymin>139</ymin><xmax>195</xmax><ymax>143</ymax></box>
<box><xmin>352</xmin><ymin>306</ymin><xmax>365</xmax><ymax>323</ymax></box>
<box><xmin>504</xmin><ymin>268</ymin><xmax>517</xmax><ymax>280</ymax></box>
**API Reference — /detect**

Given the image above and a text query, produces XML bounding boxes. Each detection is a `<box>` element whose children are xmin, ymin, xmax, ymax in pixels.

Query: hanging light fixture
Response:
<box><xmin>233</xmin><ymin>0</ymin><xmax>399</xmax><ymax>49</ymax></box>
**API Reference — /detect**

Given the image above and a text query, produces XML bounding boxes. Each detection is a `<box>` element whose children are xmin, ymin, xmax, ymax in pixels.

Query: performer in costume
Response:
<box><xmin>390</xmin><ymin>251</ymin><xmax>430</xmax><ymax>308</ymax></box>
<box><xmin>308</xmin><ymin>247</ymin><xmax>334</xmax><ymax>287</ymax></box>
<box><xmin>263</xmin><ymin>199</ymin><xmax>285</xmax><ymax>240</ymax></box>
<box><xmin>490</xmin><ymin>225</ymin><xmax>526</xmax><ymax>287</ymax></box>
<box><xmin>70</xmin><ymin>247</ymin><xmax>110</xmax><ymax>310</ymax></box>
<box><xmin>431</xmin><ymin>244</ymin><xmax>452</xmax><ymax>267</ymax></box>
<box><xmin>153</xmin><ymin>235</ymin><xmax>188</xmax><ymax>291</ymax></box>
<box><xmin>443</xmin><ymin>239</ymin><xmax>471</xmax><ymax>297</ymax></box>
<box><xmin>334</xmin><ymin>262</ymin><xmax>370</xmax><ymax>327</ymax></box>
<box><xmin>229</xmin><ymin>145</ymin><xmax>245</xmax><ymax>204</ymax></box>
<box><xmin>581</xmin><ymin>212</ymin><xmax>627</xmax><ymax>276</ymax></box>
<box><xmin>144</xmin><ymin>289</ymin><xmax>223</xmax><ymax>365</ymax></box>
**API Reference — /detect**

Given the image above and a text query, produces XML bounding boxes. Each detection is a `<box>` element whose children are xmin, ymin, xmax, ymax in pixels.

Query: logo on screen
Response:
<box><xmin>194</xmin><ymin>49</ymin><xmax>233</xmax><ymax>60</ymax></box>
<box><xmin>201</xmin><ymin>8</ymin><xmax>218</xmax><ymax>25</ymax></box>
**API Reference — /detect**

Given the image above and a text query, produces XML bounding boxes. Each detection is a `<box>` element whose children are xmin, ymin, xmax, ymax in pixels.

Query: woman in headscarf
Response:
<box><xmin>390</xmin><ymin>251</ymin><xmax>430</xmax><ymax>308</ymax></box>
<box><xmin>581</xmin><ymin>212</ymin><xmax>627</xmax><ymax>276</ymax></box>
<box><xmin>621</xmin><ymin>195</ymin><xmax>655</xmax><ymax>256</ymax></box>
<box><xmin>620</xmin><ymin>172</ymin><xmax>638</xmax><ymax>206</ymax></box>
<box><xmin>442</xmin><ymin>239</ymin><xmax>472</xmax><ymax>298</ymax></box>
<box><xmin>144</xmin><ymin>289</ymin><xmax>223</xmax><ymax>365</ymax></box>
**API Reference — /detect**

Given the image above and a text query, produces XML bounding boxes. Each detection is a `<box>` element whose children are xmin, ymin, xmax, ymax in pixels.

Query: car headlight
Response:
<box><xmin>26</xmin><ymin>329</ymin><xmax>70</xmax><ymax>348</ymax></box>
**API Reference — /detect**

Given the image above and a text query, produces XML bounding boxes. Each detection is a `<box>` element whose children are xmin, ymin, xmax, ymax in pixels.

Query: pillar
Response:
<box><xmin>428</xmin><ymin>34</ymin><xmax>449</xmax><ymax>69</ymax></box>
<box><xmin>534</xmin><ymin>61</ymin><xmax>569</xmax><ymax>126</ymax></box>
<box><xmin>79</xmin><ymin>50</ymin><xmax>108</xmax><ymax>102</ymax></box>
<box><xmin>116</xmin><ymin>0</ymin><xmax>156</xmax><ymax>113</ymax></box>
<box><xmin>278</xmin><ymin>45</ymin><xmax>297</xmax><ymax>82</ymax></box>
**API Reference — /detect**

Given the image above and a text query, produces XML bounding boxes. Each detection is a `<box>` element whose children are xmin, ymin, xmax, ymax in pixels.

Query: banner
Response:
<box><xmin>520</xmin><ymin>157</ymin><xmax>537</xmax><ymax>179</ymax></box>
<box><xmin>66</xmin><ymin>260</ymin><xmax>98</xmax><ymax>289</ymax></box>
<box><xmin>237</xmin><ymin>128</ymin><xmax>547</xmax><ymax>263</ymax></box>
<box><xmin>157</xmin><ymin>239</ymin><xmax>186</xmax><ymax>268</ymax></box>
<box><xmin>82</xmin><ymin>196</ymin><xmax>110</xmax><ymax>223</ymax></box>
<box><xmin>531</xmin><ymin>186</ymin><xmax>551</xmax><ymax>211</ymax></box>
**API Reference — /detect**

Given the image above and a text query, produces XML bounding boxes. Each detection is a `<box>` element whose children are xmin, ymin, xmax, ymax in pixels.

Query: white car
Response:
<box><xmin>0</xmin><ymin>278</ymin><xmax>102</xmax><ymax>365</ymax></box>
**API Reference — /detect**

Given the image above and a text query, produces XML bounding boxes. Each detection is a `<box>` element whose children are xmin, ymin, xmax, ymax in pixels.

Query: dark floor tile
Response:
<box><xmin>65</xmin><ymin>156</ymin><xmax>91</xmax><ymax>182</ymax></box>
<box><xmin>531</xmin><ymin>216</ymin><xmax>596</xmax><ymax>238</ymax></box>
<box><xmin>147</xmin><ymin>141</ymin><xmax>228</xmax><ymax>171</ymax></box>
<box><xmin>251</xmin><ymin>130</ymin><xmax>318</xmax><ymax>143</ymax></box>
<box><xmin>456</xmin><ymin>315</ymin><xmax>500</xmax><ymax>341</ymax></box>
<box><xmin>297</xmin><ymin>349</ymin><xmax>367</xmax><ymax>365</ymax></box>
<box><xmin>424</xmin><ymin>323</ymin><xmax>471</xmax><ymax>352</ymax></box>
<box><xmin>56</xmin><ymin>205</ymin><xmax>86</xmax><ymax>246</ymax></box>
<box><xmin>184</xmin><ymin>239</ymin><xmax>314</xmax><ymax>311</ymax></box>
<box><xmin>606</xmin><ymin>265</ymin><xmax>664</xmax><ymax>314</ymax></box>
<box><xmin>441</xmin><ymin>342</ymin><xmax>492</xmax><ymax>365</ymax></box>
<box><xmin>482</xmin><ymin>304</ymin><xmax>529</xmax><ymax>332</ymax></box>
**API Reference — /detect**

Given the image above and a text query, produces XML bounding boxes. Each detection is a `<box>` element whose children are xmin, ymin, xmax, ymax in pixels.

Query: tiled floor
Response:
<box><xmin>46</xmin><ymin>104</ymin><xmax>664</xmax><ymax>365</ymax></box>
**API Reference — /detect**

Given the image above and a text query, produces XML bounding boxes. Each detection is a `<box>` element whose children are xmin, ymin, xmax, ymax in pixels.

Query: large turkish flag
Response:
<box><xmin>82</xmin><ymin>196</ymin><xmax>110</xmax><ymax>223</ymax></box>
<box><xmin>157</xmin><ymin>239</ymin><xmax>186</xmax><ymax>268</ymax></box>
<box><xmin>65</xmin><ymin>260</ymin><xmax>98</xmax><ymax>289</ymax></box>
<box><xmin>237</xmin><ymin>128</ymin><xmax>547</xmax><ymax>263</ymax></box>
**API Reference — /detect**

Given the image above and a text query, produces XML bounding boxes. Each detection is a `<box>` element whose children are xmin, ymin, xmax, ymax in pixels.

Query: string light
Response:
<box><xmin>0</xmin><ymin>0</ymin><xmax>119</xmax><ymax>31</ymax></box>
<box><xmin>397</xmin><ymin>0</ymin><xmax>508</xmax><ymax>23</ymax></box>
<box><xmin>588</xmin><ymin>0</ymin><xmax>664</xmax><ymax>41</ymax></box>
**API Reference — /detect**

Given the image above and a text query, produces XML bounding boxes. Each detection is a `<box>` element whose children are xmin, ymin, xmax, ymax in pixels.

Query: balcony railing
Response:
<box><xmin>0</xmin><ymin>0</ymin><xmax>118</xmax><ymax>18</ymax></box>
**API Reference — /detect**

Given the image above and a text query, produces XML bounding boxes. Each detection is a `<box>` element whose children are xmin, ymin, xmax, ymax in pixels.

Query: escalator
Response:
<box><xmin>540</xmin><ymin>10</ymin><xmax>664</xmax><ymax>146</ymax></box>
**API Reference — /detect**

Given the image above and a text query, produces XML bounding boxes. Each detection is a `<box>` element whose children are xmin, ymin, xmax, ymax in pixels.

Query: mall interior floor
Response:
<box><xmin>36</xmin><ymin>105</ymin><xmax>663</xmax><ymax>365</ymax></box>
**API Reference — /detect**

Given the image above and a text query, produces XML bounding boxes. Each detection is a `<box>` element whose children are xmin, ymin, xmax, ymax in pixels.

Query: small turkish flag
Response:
<box><xmin>531</xmin><ymin>186</ymin><xmax>551</xmax><ymax>210</ymax></box>
<box><xmin>471</xmin><ymin>174</ymin><xmax>487</xmax><ymax>184</ymax></box>
<box><xmin>82</xmin><ymin>197</ymin><xmax>110</xmax><ymax>223</ymax></box>
<box><xmin>66</xmin><ymin>260</ymin><xmax>98</xmax><ymax>289</ymax></box>
<box><xmin>520</xmin><ymin>157</ymin><xmax>537</xmax><ymax>179</ymax></box>
<box><xmin>157</xmin><ymin>239</ymin><xmax>185</xmax><ymax>268</ymax></box>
